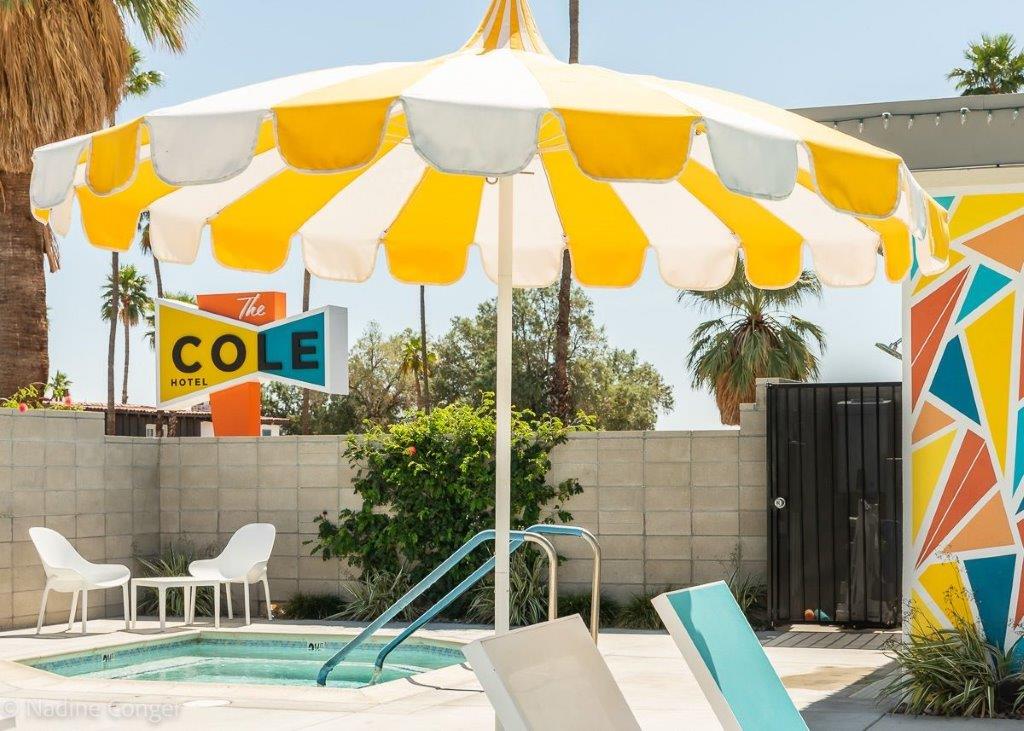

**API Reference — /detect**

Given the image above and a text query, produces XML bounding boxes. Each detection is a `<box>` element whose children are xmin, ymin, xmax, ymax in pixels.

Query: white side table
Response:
<box><xmin>131</xmin><ymin>577</ymin><xmax>221</xmax><ymax>630</ymax></box>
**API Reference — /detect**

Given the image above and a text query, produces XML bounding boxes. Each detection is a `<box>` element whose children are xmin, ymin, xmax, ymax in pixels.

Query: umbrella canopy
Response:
<box><xmin>31</xmin><ymin>0</ymin><xmax>949</xmax><ymax>289</ymax></box>
<box><xmin>29</xmin><ymin>0</ymin><xmax>949</xmax><ymax>676</ymax></box>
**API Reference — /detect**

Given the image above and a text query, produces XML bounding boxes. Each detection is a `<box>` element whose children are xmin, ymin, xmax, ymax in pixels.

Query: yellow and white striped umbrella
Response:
<box><xmin>31</xmin><ymin>0</ymin><xmax>948</xmax><ymax>290</ymax></box>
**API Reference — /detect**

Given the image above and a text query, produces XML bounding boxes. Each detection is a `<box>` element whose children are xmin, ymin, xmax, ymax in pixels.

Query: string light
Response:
<box><xmin>935</xmin><ymin>114</ymin><xmax>941</xmax><ymax>126</ymax></box>
<box><xmin>907</xmin><ymin>116</ymin><xmax>914</xmax><ymax>129</ymax></box>
<box><xmin>1014</xmin><ymin>109</ymin><xmax>1020</xmax><ymax>122</ymax></box>
<box><xmin>857</xmin><ymin>119</ymin><xmax>864</xmax><ymax>133</ymax></box>
<box><xmin>960</xmin><ymin>107</ymin><xmax>969</xmax><ymax>125</ymax></box>
<box><xmin>882</xmin><ymin>112</ymin><xmax>891</xmax><ymax>130</ymax></box>
<box><xmin>987</xmin><ymin>111</ymin><xmax>993</xmax><ymax>125</ymax></box>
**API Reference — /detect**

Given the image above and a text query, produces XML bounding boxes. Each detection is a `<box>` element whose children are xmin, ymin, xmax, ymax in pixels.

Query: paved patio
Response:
<box><xmin>0</xmin><ymin>619</ymin><xmax>1013</xmax><ymax>729</ymax></box>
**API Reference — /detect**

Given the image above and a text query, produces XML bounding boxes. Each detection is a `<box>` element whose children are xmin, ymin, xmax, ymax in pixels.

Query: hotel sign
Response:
<box><xmin>155</xmin><ymin>298</ymin><xmax>348</xmax><ymax>408</ymax></box>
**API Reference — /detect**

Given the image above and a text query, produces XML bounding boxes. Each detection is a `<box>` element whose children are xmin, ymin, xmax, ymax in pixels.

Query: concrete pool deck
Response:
<box><xmin>0</xmin><ymin>618</ymin><xmax>1013</xmax><ymax>729</ymax></box>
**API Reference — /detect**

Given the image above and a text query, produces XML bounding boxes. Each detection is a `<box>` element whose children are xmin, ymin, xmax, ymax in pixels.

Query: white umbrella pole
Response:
<box><xmin>494</xmin><ymin>174</ymin><xmax>514</xmax><ymax>638</ymax></box>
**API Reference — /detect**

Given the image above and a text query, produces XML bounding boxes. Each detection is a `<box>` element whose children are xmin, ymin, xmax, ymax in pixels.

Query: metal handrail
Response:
<box><xmin>369</xmin><ymin>531</ymin><xmax>558</xmax><ymax>678</ymax></box>
<box><xmin>316</xmin><ymin>529</ymin><xmax>537</xmax><ymax>686</ymax></box>
<box><xmin>521</xmin><ymin>524</ymin><xmax>602</xmax><ymax>642</ymax></box>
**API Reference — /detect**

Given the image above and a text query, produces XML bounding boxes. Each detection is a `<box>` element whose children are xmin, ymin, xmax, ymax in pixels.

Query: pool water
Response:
<box><xmin>25</xmin><ymin>633</ymin><xmax>464</xmax><ymax>689</ymax></box>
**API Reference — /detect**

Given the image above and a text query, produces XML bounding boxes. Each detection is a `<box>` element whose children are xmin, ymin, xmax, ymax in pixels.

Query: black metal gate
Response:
<box><xmin>767</xmin><ymin>382</ymin><xmax>902</xmax><ymax>628</ymax></box>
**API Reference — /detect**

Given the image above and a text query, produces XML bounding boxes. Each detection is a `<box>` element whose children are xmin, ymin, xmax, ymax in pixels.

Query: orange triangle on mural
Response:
<box><xmin>963</xmin><ymin>213</ymin><xmax>1024</xmax><ymax>271</ymax></box>
<box><xmin>913</xmin><ymin>402</ymin><xmax>955</xmax><ymax>444</ymax></box>
<box><xmin>945</xmin><ymin>493</ymin><xmax>1014</xmax><ymax>553</ymax></box>
<box><xmin>910</xmin><ymin>268</ymin><xmax>970</xmax><ymax>406</ymax></box>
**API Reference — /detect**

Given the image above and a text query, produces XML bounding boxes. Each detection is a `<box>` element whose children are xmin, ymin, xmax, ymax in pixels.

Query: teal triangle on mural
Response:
<box><xmin>964</xmin><ymin>555</ymin><xmax>1015</xmax><ymax>647</ymax></box>
<box><xmin>935</xmin><ymin>195</ymin><xmax>956</xmax><ymax>211</ymax></box>
<box><xmin>956</xmin><ymin>266</ymin><xmax>1012</xmax><ymax>322</ymax></box>
<box><xmin>1016</xmin><ymin>408</ymin><xmax>1024</xmax><ymax>496</ymax></box>
<box><xmin>1017</xmin><ymin>491</ymin><xmax>1024</xmax><ymax>514</ymax></box>
<box><xmin>930</xmin><ymin>337</ymin><xmax>981</xmax><ymax>423</ymax></box>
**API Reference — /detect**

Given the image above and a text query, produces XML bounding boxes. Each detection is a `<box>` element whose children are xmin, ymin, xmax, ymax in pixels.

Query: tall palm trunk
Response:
<box><xmin>300</xmin><ymin>269</ymin><xmax>312</xmax><ymax>434</ymax></box>
<box><xmin>106</xmin><ymin>252</ymin><xmax>120</xmax><ymax>433</ymax></box>
<box><xmin>152</xmin><ymin>257</ymin><xmax>164</xmax><ymax>299</ymax></box>
<box><xmin>550</xmin><ymin>0</ymin><xmax>580</xmax><ymax>422</ymax></box>
<box><xmin>419</xmin><ymin>285</ymin><xmax>430</xmax><ymax>412</ymax></box>
<box><xmin>121</xmin><ymin>315</ymin><xmax>131</xmax><ymax>404</ymax></box>
<box><xmin>0</xmin><ymin>172</ymin><xmax>50</xmax><ymax>398</ymax></box>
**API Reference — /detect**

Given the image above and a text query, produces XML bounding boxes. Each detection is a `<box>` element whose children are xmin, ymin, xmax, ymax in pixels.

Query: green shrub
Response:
<box><xmin>332</xmin><ymin>568</ymin><xmax>417</xmax><ymax>622</ymax></box>
<box><xmin>281</xmin><ymin>593</ymin><xmax>346</xmax><ymax>620</ymax></box>
<box><xmin>880</xmin><ymin>610</ymin><xmax>1024</xmax><ymax>718</ymax></box>
<box><xmin>135</xmin><ymin>542</ymin><xmax>216</xmax><ymax>617</ymax></box>
<box><xmin>615</xmin><ymin>589</ymin><xmax>665</xmax><ymax>630</ymax></box>
<box><xmin>558</xmin><ymin>591</ymin><xmax>620</xmax><ymax>630</ymax></box>
<box><xmin>726</xmin><ymin>546</ymin><xmax>768</xmax><ymax>630</ymax></box>
<box><xmin>308</xmin><ymin>396</ymin><xmax>587</xmax><ymax>599</ymax></box>
<box><xmin>465</xmin><ymin>550</ymin><xmax>551</xmax><ymax>626</ymax></box>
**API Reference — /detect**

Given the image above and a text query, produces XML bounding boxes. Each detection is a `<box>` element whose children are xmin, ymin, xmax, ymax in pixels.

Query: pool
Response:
<box><xmin>23</xmin><ymin>633</ymin><xmax>465</xmax><ymax>689</ymax></box>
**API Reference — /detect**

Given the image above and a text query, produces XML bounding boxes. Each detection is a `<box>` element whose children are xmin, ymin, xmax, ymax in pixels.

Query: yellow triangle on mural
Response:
<box><xmin>945</xmin><ymin>493</ymin><xmax>1014</xmax><ymax>553</ymax></box>
<box><xmin>965</xmin><ymin>294</ymin><xmax>1014</xmax><ymax>471</ymax></box>
<box><xmin>949</xmin><ymin>193</ymin><xmax>1024</xmax><ymax>241</ymax></box>
<box><xmin>912</xmin><ymin>430</ymin><xmax>957</xmax><ymax>540</ymax></box>
<box><xmin>913</xmin><ymin>250</ymin><xmax>965</xmax><ymax>295</ymax></box>
<box><xmin>910</xmin><ymin>589</ymin><xmax>943</xmax><ymax>636</ymax></box>
<box><xmin>919</xmin><ymin>561</ymin><xmax>972</xmax><ymax>626</ymax></box>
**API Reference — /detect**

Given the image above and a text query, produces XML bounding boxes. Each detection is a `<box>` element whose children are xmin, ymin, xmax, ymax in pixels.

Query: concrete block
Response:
<box><xmin>76</xmin><ymin>490</ymin><xmax>105</xmax><ymax>514</ymax></box>
<box><xmin>11</xmin><ymin>467</ymin><xmax>43</xmax><ymax>490</ymax></box>
<box><xmin>44</xmin><ymin>490</ymin><xmax>75</xmax><ymax>516</ymax></box>
<box><xmin>739</xmin><ymin>436</ymin><xmax>766</xmax><ymax>463</ymax></box>
<box><xmin>547</xmin><ymin>461</ymin><xmax>597</xmax><ymax>487</ymax></box>
<box><xmin>12</xmin><ymin>415</ymin><xmax>45</xmax><ymax>440</ymax></box>
<box><xmin>180</xmin><ymin>442</ymin><xmax>219</xmax><ymax>466</ymax></box>
<box><xmin>44</xmin><ymin>415</ymin><xmax>77</xmax><ymax>441</ymax></box>
<box><xmin>179</xmin><ymin>510</ymin><xmax>218</xmax><ymax>534</ymax></box>
<box><xmin>258</xmin><ymin>465</ymin><xmax>298</xmax><ymax>489</ymax></box>
<box><xmin>645</xmin><ymin>511</ymin><xmax>691</xmax><ymax>536</ymax></box>
<box><xmin>645</xmin><ymin>559</ymin><xmax>691</xmax><ymax>587</ymax></box>
<box><xmin>105</xmin><ymin>534</ymin><xmax>134</xmax><ymax>560</ymax></box>
<box><xmin>298</xmin><ymin>488</ymin><xmax>339</xmax><ymax>513</ymax></box>
<box><xmin>179</xmin><ymin>465</ymin><xmax>219</xmax><ymax>489</ymax></box>
<box><xmin>693</xmin><ymin>560</ymin><xmax>733</xmax><ymax>584</ymax></box>
<box><xmin>691</xmin><ymin>486</ymin><xmax>739</xmax><ymax>511</ymax></box>
<box><xmin>132</xmin><ymin>443</ymin><xmax>159</xmax><ymax>466</ymax></box>
<box><xmin>740</xmin><ymin>510</ymin><xmax>767</xmax><ymax>537</ymax></box>
<box><xmin>299</xmin><ymin>465</ymin><xmax>339</xmax><ymax>489</ymax></box>
<box><xmin>219</xmin><ymin>510</ymin><xmax>259</xmax><ymax>533</ymax></box>
<box><xmin>691</xmin><ymin>535</ymin><xmax>739</xmax><ymax>561</ymax></box>
<box><xmin>12</xmin><ymin>442</ymin><xmax>44</xmax><ymax>467</ymax></box>
<box><xmin>298</xmin><ymin>440</ymin><xmax>341</xmax><ymax>465</ymax></box>
<box><xmin>268</xmin><ymin>556</ymin><xmax>299</xmax><ymax>580</ymax></box>
<box><xmin>299</xmin><ymin>556</ymin><xmax>340</xmax><ymax>580</ymax></box>
<box><xmin>218</xmin><ymin>464</ymin><xmax>258</xmax><ymax>489</ymax></box>
<box><xmin>133</xmin><ymin>487</ymin><xmax>159</xmax><ymax>513</ymax></box>
<box><xmin>103</xmin><ymin>464</ymin><xmax>133</xmax><ymax>489</ymax></box>
<box><xmin>105</xmin><ymin>512</ymin><xmax>132</xmax><ymax>536</ymax></box>
<box><xmin>739</xmin><ymin>462</ymin><xmax>766</xmax><ymax>488</ymax></box>
<box><xmin>160</xmin><ymin>511</ymin><xmax>180</xmax><ymax>534</ymax></box>
<box><xmin>691</xmin><ymin>461</ymin><xmax>738</xmax><ymax>487</ymax></box>
<box><xmin>561</xmin><ymin>487</ymin><xmax>597</xmax><ymax>512</ymax></box>
<box><xmin>44</xmin><ymin>514</ymin><xmax>76</xmax><ymax>539</ymax></box>
<box><xmin>159</xmin><ymin>442</ymin><xmax>180</xmax><ymax>466</ymax></box>
<box><xmin>158</xmin><ymin>465</ymin><xmax>180</xmax><ymax>489</ymax></box>
<box><xmin>598</xmin><ymin>511</ymin><xmax>643</xmax><ymax>535</ymax></box>
<box><xmin>597</xmin><ymin>439</ymin><xmax>644</xmax><ymax>464</ymax></box>
<box><xmin>257</xmin><ymin>487</ymin><xmax>299</xmax><ymax>512</ymax></box>
<box><xmin>643</xmin><ymin>462</ymin><xmax>690</xmax><ymax>487</ymax></box>
<box><xmin>11</xmin><ymin>492</ymin><xmax>44</xmax><ymax>517</ymax></box>
<box><xmin>76</xmin><ymin>443</ymin><xmax>105</xmax><ymax>467</ymax></box>
<box><xmin>599</xmin><ymin>559</ymin><xmax>643</xmax><ymax>585</ymax></box>
<box><xmin>105</xmin><ymin>442</ymin><xmax>133</xmax><ymax>467</ymax></box>
<box><xmin>644</xmin><ymin>485</ymin><xmax>691</xmax><ymax>512</ymax></box>
<box><xmin>44</xmin><ymin>442</ymin><xmax>75</xmax><ymax>466</ymax></box>
<box><xmin>691</xmin><ymin>434</ymin><xmax>739</xmax><ymax>462</ymax></box>
<box><xmin>219</xmin><ymin>441</ymin><xmax>257</xmax><ymax>465</ymax></box>
<box><xmin>598</xmin><ymin>487</ymin><xmax>643</xmax><ymax>512</ymax></box>
<box><xmin>739</xmin><ymin>486</ymin><xmax>767</xmax><ymax>511</ymax></box>
<box><xmin>692</xmin><ymin>511</ymin><xmax>739</xmax><ymax>536</ymax></box>
<box><xmin>739</xmin><ymin>409</ymin><xmax>766</xmax><ymax>436</ymax></box>
<box><xmin>645</xmin><ymin>536</ymin><xmax>690</xmax><ymax>560</ymax></box>
<box><xmin>75</xmin><ymin>415</ymin><xmax>105</xmax><ymax>441</ymax></box>
<box><xmin>180</xmin><ymin>488</ymin><xmax>217</xmax><ymax>511</ymax></box>
<box><xmin>339</xmin><ymin>489</ymin><xmax>362</xmax><ymax>511</ymax></box>
<box><xmin>0</xmin><ymin>439</ymin><xmax>10</xmax><ymax>468</ymax></box>
<box><xmin>44</xmin><ymin>466</ymin><xmax>76</xmax><ymax>491</ymax></box>
<box><xmin>258</xmin><ymin>440</ymin><xmax>298</xmax><ymax>466</ymax></box>
<box><xmin>643</xmin><ymin>436</ymin><xmax>691</xmax><ymax>462</ymax></box>
<box><xmin>76</xmin><ymin>514</ymin><xmax>105</xmax><ymax>538</ymax></box>
<box><xmin>597</xmin><ymin>462</ymin><xmax>642</xmax><ymax>487</ymax></box>
<box><xmin>219</xmin><ymin>488</ymin><xmax>256</xmax><ymax>511</ymax></box>
<box><xmin>258</xmin><ymin>511</ymin><xmax>299</xmax><ymax>534</ymax></box>
<box><xmin>598</xmin><ymin>535</ymin><xmax>643</xmax><ymax>560</ymax></box>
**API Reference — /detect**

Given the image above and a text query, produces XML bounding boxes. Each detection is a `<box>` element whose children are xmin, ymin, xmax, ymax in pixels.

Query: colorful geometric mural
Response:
<box><xmin>906</xmin><ymin>193</ymin><xmax>1024</xmax><ymax>651</ymax></box>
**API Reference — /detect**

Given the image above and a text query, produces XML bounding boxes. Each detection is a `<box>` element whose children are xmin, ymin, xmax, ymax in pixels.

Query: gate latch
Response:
<box><xmin>773</xmin><ymin>497</ymin><xmax>786</xmax><ymax>509</ymax></box>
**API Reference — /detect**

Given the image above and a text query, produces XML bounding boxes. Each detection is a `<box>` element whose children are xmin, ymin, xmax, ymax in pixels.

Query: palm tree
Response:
<box><xmin>138</xmin><ymin>212</ymin><xmax>164</xmax><ymax>299</ymax></box>
<box><xmin>0</xmin><ymin>0</ymin><xmax>195</xmax><ymax>406</ymax></box>
<box><xmin>550</xmin><ymin>0</ymin><xmax>581</xmax><ymax>422</ymax></box>
<box><xmin>948</xmin><ymin>33</ymin><xmax>1024</xmax><ymax>95</ymax></box>
<box><xmin>144</xmin><ymin>291</ymin><xmax>195</xmax><ymax>349</ymax></box>
<box><xmin>419</xmin><ymin>286</ymin><xmax>431</xmax><ymax>412</ymax></box>
<box><xmin>679</xmin><ymin>265</ymin><xmax>826</xmax><ymax>425</ymax></box>
<box><xmin>102</xmin><ymin>265</ymin><xmax>152</xmax><ymax>404</ymax></box>
<box><xmin>300</xmin><ymin>269</ymin><xmax>312</xmax><ymax>433</ymax></box>
<box><xmin>399</xmin><ymin>336</ymin><xmax>436</xmax><ymax>411</ymax></box>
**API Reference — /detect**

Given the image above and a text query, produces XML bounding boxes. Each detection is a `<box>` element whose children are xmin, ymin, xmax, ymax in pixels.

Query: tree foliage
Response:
<box><xmin>680</xmin><ymin>265</ymin><xmax>825</xmax><ymax>425</ymax></box>
<box><xmin>433</xmin><ymin>284</ymin><xmax>673</xmax><ymax>430</ymax></box>
<box><xmin>307</xmin><ymin>396</ymin><xmax>585</xmax><ymax>596</ymax></box>
<box><xmin>948</xmin><ymin>33</ymin><xmax>1024</xmax><ymax>95</ymax></box>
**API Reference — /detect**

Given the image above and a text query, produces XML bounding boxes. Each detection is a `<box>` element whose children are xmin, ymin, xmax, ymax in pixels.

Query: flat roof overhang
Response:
<box><xmin>792</xmin><ymin>93</ymin><xmax>1024</xmax><ymax>193</ymax></box>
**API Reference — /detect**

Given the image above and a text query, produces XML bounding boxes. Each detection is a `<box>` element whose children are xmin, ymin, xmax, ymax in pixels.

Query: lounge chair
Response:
<box><xmin>465</xmin><ymin>582</ymin><xmax>807</xmax><ymax>731</ymax></box>
<box><xmin>652</xmin><ymin>581</ymin><xmax>808</xmax><ymax>731</ymax></box>
<box><xmin>188</xmin><ymin>523</ymin><xmax>275</xmax><ymax>625</ymax></box>
<box><xmin>29</xmin><ymin>527</ymin><xmax>131</xmax><ymax>634</ymax></box>
<box><xmin>462</xmin><ymin>615</ymin><xmax>641</xmax><ymax>731</ymax></box>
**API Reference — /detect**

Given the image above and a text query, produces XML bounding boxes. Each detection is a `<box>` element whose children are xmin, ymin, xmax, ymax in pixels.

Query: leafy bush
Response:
<box><xmin>727</xmin><ymin>545</ymin><xmax>768</xmax><ymax>629</ymax></box>
<box><xmin>880</xmin><ymin>609</ymin><xmax>1024</xmax><ymax>718</ymax></box>
<box><xmin>558</xmin><ymin>591</ymin><xmax>620</xmax><ymax>630</ymax></box>
<box><xmin>308</xmin><ymin>396</ymin><xmax>586</xmax><ymax>598</ymax></box>
<box><xmin>465</xmin><ymin>550</ymin><xmax>551</xmax><ymax>626</ymax></box>
<box><xmin>135</xmin><ymin>542</ymin><xmax>215</xmax><ymax>617</ymax></box>
<box><xmin>615</xmin><ymin>589</ymin><xmax>666</xmax><ymax>630</ymax></box>
<box><xmin>2</xmin><ymin>375</ymin><xmax>80</xmax><ymax>411</ymax></box>
<box><xmin>281</xmin><ymin>593</ymin><xmax>346</xmax><ymax>620</ymax></box>
<box><xmin>332</xmin><ymin>568</ymin><xmax>417</xmax><ymax>622</ymax></box>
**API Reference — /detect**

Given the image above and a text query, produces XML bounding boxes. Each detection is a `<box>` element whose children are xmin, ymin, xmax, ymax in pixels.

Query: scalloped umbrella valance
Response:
<box><xmin>28</xmin><ymin>0</ymin><xmax>949</xmax><ymax>679</ymax></box>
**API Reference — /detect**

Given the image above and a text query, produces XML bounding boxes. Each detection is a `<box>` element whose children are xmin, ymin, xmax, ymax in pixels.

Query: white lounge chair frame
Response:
<box><xmin>29</xmin><ymin>527</ymin><xmax>130</xmax><ymax>634</ymax></box>
<box><xmin>188</xmin><ymin>522</ymin><xmax>275</xmax><ymax>625</ymax></box>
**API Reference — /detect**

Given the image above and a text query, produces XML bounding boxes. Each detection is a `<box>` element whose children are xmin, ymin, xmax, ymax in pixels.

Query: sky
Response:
<box><xmin>44</xmin><ymin>0</ymin><xmax>1024</xmax><ymax>430</ymax></box>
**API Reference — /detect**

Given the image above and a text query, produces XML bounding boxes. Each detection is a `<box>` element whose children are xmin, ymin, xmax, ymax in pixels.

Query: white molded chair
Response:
<box><xmin>189</xmin><ymin>523</ymin><xmax>275</xmax><ymax>625</ymax></box>
<box><xmin>29</xmin><ymin>527</ymin><xmax>131</xmax><ymax>634</ymax></box>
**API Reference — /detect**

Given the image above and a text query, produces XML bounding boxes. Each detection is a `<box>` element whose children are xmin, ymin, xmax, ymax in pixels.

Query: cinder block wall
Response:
<box><xmin>0</xmin><ymin>384</ymin><xmax>770</xmax><ymax>627</ymax></box>
<box><xmin>0</xmin><ymin>409</ymin><xmax>159</xmax><ymax>629</ymax></box>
